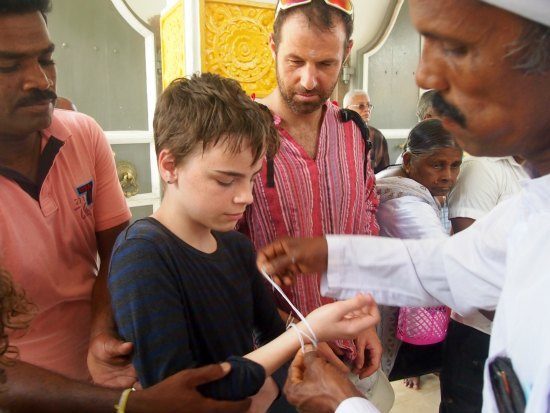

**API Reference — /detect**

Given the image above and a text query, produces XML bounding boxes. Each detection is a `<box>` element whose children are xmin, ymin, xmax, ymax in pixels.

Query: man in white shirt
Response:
<box><xmin>258</xmin><ymin>0</ymin><xmax>550</xmax><ymax>412</ymax></box>
<box><xmin>441</xmin><ymin>156</ymin><xmax>530</xmax><ymax>411</ymax></box>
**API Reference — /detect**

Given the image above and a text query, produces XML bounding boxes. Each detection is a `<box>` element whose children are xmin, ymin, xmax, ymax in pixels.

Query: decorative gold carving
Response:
<box><xmin>202</xmin><ymin>0</ymin><xmax>276</xmax><ymax>98</ymax></box>
<box><xmin>161</xmin><ymin>1</ymin><xmax>185</xmax><ymax>89</ymax></box>
<box><xmin>116</xmin><ymin>160</ymin><xmax>140</xmax><ymax>198</ymax></box>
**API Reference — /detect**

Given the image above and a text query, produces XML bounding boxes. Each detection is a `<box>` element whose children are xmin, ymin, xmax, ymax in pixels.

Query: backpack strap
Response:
<box><xmin>339</xmin><ymin>108</ymin><xmax>372</xmax><ymax>181</ymax></box>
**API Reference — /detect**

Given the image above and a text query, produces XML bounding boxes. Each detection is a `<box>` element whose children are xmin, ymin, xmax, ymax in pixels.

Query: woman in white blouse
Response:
<box><xmin>375</xmin><ymin>119</ymin><xmax>463</xmax><ymax>388</ymax></box>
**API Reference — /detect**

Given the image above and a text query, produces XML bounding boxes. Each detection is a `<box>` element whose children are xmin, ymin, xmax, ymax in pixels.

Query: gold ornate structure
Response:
<box><xmin>160</xmin><ymin>0</ymin><xmax>276</xmax><ymax>97</ymax></box>
<box><xmin>160</xmin><ymin>1</ymin><xmax>186</xmax><ymax>89</ymax></box>
<box><xmin>116</xmin><ymin>160</ymin><xmax>140</xmax><ymax>198</ymax></box>
<box><xmin>201</xmin><ymin>0</ymin><xmax>276</xmax><ymax>97</ymax></box>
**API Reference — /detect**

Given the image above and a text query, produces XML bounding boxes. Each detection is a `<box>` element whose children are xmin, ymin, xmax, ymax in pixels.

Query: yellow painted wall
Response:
<box><xmin>160</xmin><ymin>1</ymin><xmax>185</xmax><ymax>89</ymax></box>
<box><xmin>201</xmin><ymin>0</ymin><xmax>276</xmax><ymax>97</ymax></box>
<box><xmin>161</xmin><ymin>0</ymin><xmax>276</xmax><ymax>97</ymax></box>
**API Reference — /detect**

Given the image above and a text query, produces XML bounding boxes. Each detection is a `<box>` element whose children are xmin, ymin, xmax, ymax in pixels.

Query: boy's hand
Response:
<box><xmin>87</xmin><ymin>331</ymin><xmax>138</xmax><ymax>388</ymax></box>
<box><xmin>304</xmin><ymin>294</ymin><xmax>380</xmax><ymax>344</ymax></box>
<box><xmin>256</xmin><ymin>236</ymin><xmax>328</xmax><ymax>286</ymax></box>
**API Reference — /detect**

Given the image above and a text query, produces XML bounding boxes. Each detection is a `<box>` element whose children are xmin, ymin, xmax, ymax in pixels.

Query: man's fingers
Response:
<box><xmin>288</xmin><ymin>349</ymin><xmax>306</xmax><ymax>384</ymax></box>
<box><xmin>316</xmin><ymin>343</ymin><xmax>349</xmax><ymax>374</ymax></box>
<box><xmin>303</xmin><ymin>349</ymin><xmax>320</xmax><ymax>366</ymax></box>
<box><xmin>354</xmin><ymin>344</ymin><xmax>365</xmax><ymax>370</ymax></box>
<box><xmin>187</xmin><ymin>363</ymin><xmax>231</xmax><ymax>387</ymax></box>
<box><xmin>358</xmin><ymin>364</ymin><xmax>378</xmax><ymax>379</ymax></box>
<box><xmin>101</xmin><ymin>337</ymin><xmax>134</xmax><ymax>359</ymax></box>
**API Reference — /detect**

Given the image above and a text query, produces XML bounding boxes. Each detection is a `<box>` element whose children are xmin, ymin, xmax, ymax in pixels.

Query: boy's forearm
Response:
<box><xmin>245</xmin><ymin>325</ymin><xmax>303</xmax><ymax>375</ymax></box>
<box><xmin>1</xmin><ymin>361</ymin><xmax>120</xmax><ymax>413</ymax></box>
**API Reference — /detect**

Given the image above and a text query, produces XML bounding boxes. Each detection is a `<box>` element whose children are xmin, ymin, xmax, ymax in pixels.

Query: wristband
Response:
<box><xmin>114</xmin><ymin>387</ymin><xmax>135</xmax><ymax>413</ymax></box>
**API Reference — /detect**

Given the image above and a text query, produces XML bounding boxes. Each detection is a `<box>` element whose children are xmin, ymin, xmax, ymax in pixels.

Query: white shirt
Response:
<box><xmin>336</xmin><ymin>397</ymin><xmax>380</xmax><ymax>413</ymax></box>
<box><xmin>448</xmin><ymin>156</ymin><xmax>528</xmax><ymax>334</ymax></box>
<box><xmin>322</xmin><ymin>173</ymin><xmax>550</xmax><ymax>413</ymax></box>
<box><xmin>378</xmin><ymin>196</ymin><xmax>448</xmax><ymax>239</ymax></box>
<box><xmin>448</xmin><ymin>156</ymin><xmax>528</xmax><ymax>220</ymax></box>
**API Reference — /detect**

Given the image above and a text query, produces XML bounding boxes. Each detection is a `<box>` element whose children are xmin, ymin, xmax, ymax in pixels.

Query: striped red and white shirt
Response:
<box><xmin>241</xmin><ymin>101</ymin><xmax>379</xmax><ymax>360</ymax></box>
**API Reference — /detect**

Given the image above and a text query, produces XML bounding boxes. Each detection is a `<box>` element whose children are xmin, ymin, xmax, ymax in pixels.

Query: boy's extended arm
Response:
<box><xmin>245</xmin><ymin>294</ymin><xmax>380</xmax><ymax>376</ymax></box>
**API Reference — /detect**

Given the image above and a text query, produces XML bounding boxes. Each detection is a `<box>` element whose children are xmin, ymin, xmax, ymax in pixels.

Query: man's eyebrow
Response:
<box><xmin>0</xmin><ymin>43</ymin><xmax>55</xmax><ymax>59</ymax></box>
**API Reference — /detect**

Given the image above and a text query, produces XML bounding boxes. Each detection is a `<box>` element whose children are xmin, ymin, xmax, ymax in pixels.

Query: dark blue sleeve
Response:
<box><xmin>108</xmin><ymin>237</ymin><xmax>196</xmax><ymax>388</ymax></box>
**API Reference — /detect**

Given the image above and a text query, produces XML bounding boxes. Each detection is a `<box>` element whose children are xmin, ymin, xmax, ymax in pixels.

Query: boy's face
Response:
<box><xmin>170</xmin><ymin>140</ymin><xmax>263</xmax><ymax>233</ymax></box>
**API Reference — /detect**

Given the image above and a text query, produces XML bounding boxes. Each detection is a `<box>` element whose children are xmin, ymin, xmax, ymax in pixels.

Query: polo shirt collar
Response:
<box><xmin>41</xmin><ymin>110</ymin><xmax>72</xmax><ymax>143</ymax></box>
<box><xmin>0</xmin><ymin>113</ymin><xmax>66</xmax><ymax>201</ymax></box>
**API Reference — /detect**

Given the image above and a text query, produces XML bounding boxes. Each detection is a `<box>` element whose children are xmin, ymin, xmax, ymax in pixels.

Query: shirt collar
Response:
<box><xmin>41</xmin><ymin>110</ymin><xmax>72</xmax><ymax>143</ymax></box>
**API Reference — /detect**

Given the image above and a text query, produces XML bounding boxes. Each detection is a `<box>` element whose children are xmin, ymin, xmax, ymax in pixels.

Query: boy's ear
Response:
<box><xmin>158</xmin><ymin>149</ymin><xmax>178</xmax><ymax>184</ymax></box>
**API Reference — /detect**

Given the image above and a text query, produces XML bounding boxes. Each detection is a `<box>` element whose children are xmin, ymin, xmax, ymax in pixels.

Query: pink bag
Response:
<box><xmin>396</xmin><ymin>306</ymin><xmax>451</xmax><ymax>345</ymax></box>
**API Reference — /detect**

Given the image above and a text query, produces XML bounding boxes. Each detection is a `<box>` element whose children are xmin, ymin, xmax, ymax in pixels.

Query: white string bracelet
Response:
<box><xmin>260</xmin><ymin>266</ymin><xmax>318</xmax><ymax>351</ymax></box>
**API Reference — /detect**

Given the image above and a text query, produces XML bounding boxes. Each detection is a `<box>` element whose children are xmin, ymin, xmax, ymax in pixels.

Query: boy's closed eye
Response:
<box><xmin>216</xmin><ymin>179</ymin><xmax>234</xmax><ymax>187</ymax></box>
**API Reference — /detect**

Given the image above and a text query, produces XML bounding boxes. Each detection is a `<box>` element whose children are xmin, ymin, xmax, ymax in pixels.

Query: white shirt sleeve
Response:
<box><xmin>335</xmin><ymin>397</ymin><xmax>380</xmax><ymax>413</ymax></box>
<box><xmin>377</xmin><ymin>196</ymin><xmax>448</xmax><ymax>239</ymax></box>
<box><xmin>321</xmin><ymin>197</ymin><xmax>516</xmax><ymax>317</ymax></box>
<box><xmin>448</xmin><ymin>158</ymin><xmax>499</xmax><ymax>220</ymax></box>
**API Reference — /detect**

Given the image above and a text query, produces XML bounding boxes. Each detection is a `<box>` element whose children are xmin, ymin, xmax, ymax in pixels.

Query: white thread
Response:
<box><xmin>260</xmin><ymin>267</ymin><xmax>318</xmax><ymax>351</ymax></box>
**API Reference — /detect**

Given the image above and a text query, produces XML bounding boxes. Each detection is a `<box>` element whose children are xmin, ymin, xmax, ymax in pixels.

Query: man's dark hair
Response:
<box><xmin>273</xmin><ymin>0</ymin><xmax>353</xmax><ymax>50</ymax></box>
<box><xmin>0</xmin><ymin>0</ymin><xmax>51</xmax><ymax>20</ymax></box>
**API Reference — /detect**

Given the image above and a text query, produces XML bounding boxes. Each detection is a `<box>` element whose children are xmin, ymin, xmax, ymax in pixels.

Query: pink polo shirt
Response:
<box><xmin>0</xmin><ymin>109</ymin><xmax>131</xmax><ymax>381</ymax></box>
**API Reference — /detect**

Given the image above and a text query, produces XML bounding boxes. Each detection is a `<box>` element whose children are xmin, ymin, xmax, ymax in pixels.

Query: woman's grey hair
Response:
<box><xmin>343</xmin><ymin>90</ymin><xmax>368</xmax><ymax>108</ymax></box>
<box><xmin>506</xmin><ymin>20</ymin><xmax>550</xmax><ymax>75</ymax></box>
<box><xmin>403</xmin><ymin>119</ymin><xmax>462</xmax><ymax>157</ymax></box>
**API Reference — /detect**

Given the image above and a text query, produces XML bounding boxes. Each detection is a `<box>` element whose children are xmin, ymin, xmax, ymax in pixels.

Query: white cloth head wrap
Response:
<box><xmin>480</xmin><ymin>0</ymin><xmax>550</xmax><ymax>27</ymax></box>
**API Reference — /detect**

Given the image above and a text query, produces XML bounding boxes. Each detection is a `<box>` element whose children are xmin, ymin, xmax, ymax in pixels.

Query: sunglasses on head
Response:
<box><xmin>275</xmin><ymin>0</ymin><xmax>353</xmax><ymax>18</ymax></box>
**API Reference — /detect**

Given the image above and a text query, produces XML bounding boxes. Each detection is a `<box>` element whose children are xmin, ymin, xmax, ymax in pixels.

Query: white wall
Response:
<box><xmin>126</xmin><ymin>0</ymin><xmax>168</xmax><ymax>21</ymax></box>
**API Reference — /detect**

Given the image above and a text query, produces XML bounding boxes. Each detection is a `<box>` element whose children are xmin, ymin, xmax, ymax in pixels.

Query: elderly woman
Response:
<box><xmin>375</xmin><ymin>119</ymin><xmax>463</xmax><ymax>388</ymax></box>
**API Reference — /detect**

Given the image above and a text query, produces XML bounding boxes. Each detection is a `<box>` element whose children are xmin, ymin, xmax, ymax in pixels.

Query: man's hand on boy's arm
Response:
<box><xmin>352</xmin><ymin>327</ymin><xmax>382</xmax><ymax>379</ymax></box>
<box><xmin>256</xmin><ymin>237</ymin><xmax>328</xmax><ymax>286</ymax></box>
<box><xmin>88</xmin><ymin>332</ymin><xmax>138</xmax><ymax>388</ymax></box>
<box><xmin>89</xmin><ymin>222</ymin><xmax>138</xmax><ymax>388</ymax></box>
<box><xmin>130</xmin><ymin>363</ymin><xmax>252</xmax><ymax>413</ymax></box>
<box><xmin>1</xmin><ymin>361</ymin><xmax>249</xmax><ymax>413</ymax></box>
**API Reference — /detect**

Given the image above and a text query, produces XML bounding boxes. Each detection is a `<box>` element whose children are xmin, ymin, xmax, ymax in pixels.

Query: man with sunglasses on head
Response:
<box><xmin>240</xmin><ymin>1</ymin><xmax>392</xmax><ymax>411</ymax></box>
<box><xmin>258</xmin><ymin>0</ymin><xmax>550</xmax><ymax>412</ymax></box>
<box><xmin>344</xmin><ymin>90</ymin><xmax>390</xmax><ymax>173</ymax></box>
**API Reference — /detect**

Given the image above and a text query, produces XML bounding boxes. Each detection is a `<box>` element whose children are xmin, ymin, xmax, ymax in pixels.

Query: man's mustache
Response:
<box><xmin>16</xmin><ymin>89</ymin><xmax>58</xmax><ymax>108</ymax></box>
<box><xmin>432</xmin><ymin>92</ymin><xmax>467</xmax><ymax>128</ymax></box>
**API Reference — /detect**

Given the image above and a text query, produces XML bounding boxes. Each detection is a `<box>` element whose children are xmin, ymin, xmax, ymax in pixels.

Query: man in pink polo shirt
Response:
<box><xmin>0</xmin><ymin>1</ymin><xmax>254</xmax><ymax>411</ymax></box>
<box><xmin>0</xmin><ymin>5</ymin><xmax>131</xmax><ymax>383</ymax></box>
